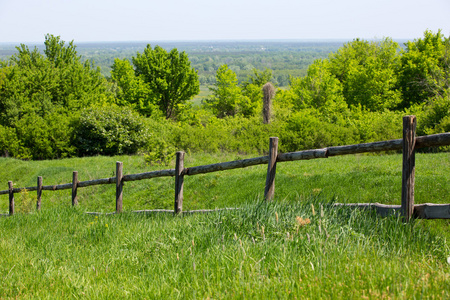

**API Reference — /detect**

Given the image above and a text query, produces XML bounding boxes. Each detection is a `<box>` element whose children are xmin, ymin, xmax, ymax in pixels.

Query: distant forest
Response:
<box><xmin>1</xmin><ymin>40</ymin><xmax>358</xmax><ymax>86</ymax></box>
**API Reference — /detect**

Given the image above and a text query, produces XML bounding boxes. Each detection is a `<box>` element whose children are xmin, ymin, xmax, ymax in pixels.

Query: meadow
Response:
<box><xmin>0</xmin><ymin>152</ymin><xmax>449</xmax><ymax>298</ymax></box>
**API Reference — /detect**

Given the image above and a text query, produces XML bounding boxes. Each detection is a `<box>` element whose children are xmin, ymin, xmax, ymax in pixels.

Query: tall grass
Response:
<box><xmin>0</xmin><ymin>197</ymin><xmax>449</xmax><ymax>298</ymax></box>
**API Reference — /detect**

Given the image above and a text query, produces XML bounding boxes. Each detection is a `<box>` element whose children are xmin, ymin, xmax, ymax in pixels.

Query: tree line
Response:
<box><xmin>64</xmin><ymin>41</ymin><xmax>341</xmax><ymax>86</ymax></box>
<box><xmin>0</xmin><ymin>31</ymin><xmax>449</xmax><ymax>161</ymax></box>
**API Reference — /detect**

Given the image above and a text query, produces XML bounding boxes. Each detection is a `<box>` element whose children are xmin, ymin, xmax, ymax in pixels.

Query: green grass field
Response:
<box><xmin>0</xmin><ymin>152</ymin><xmax>449</xmax><ymax>298</ymax></box>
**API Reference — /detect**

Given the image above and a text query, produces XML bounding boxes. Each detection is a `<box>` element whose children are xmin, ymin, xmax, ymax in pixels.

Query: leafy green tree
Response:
<box><xmin>44</xmin><ymin>34</ymin><xmax>79</xmax><ymax>67</ymax></box>
<box><xmin>111</xmin><ymin>58</ymin><xmax>159</xmax><ymax>116</ymax></box>
<box><xmin>0</xmin><ymin>34</ymin><xmax>114</xmax><ymax>159</ymax></box>
<box><xmin>242</xmin><ymin>68</ymin><xmax>274</xmax><ymax>89</ymax></box>
<box><xmin>204</xmin><ymin>65</ymin><xmax>250</xmax><ymax>118</ymax></box>
<box><xmin>284</xmin><ymin>59</ymin><xmax>348</xmax><ymax>120</ymax></box>
<box><xmin>0</xmin><ymin>34</ymin><xmax>113</xmax><ymax>126</ymax></box>
<box><xmin>132</xmin><ymin>45</ymin><xmax>200</xmax><ymax>119</ymax></box>
<box><xmin>399</xmin><ymin>30</ymin><xmax>450</xmax><ymax>108</ymax></box>
<box><xmin>1</xmin><ymin>45</ymin><xmax>57</xmax><ymax>126</ymax></box>
<box><xmin>328</xmin><ymin>38</ymin><xmax>402</xmax><ymax>111</ymax></box>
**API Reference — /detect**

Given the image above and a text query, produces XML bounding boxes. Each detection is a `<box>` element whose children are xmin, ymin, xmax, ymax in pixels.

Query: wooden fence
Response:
<box><xmin>1</xmin><ymin>115</ymin><xmax>450</xmax><ymax>221</ymax></box>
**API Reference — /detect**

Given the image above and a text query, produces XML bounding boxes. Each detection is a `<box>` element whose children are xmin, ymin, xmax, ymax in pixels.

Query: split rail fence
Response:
<box><xmin>1</xmin><ymin>115</ymin><xmax>450</xmax><ymax>221</ymax></box>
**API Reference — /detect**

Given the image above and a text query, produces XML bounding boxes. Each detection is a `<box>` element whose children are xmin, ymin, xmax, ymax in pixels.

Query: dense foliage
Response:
<box><xmin>72</xmin><ymin>106</ymin><xmax>149</xmax><ymax>156</ymax></box>
<box><xmin>111</xmin><ymin>44</ymin><xmax>201</xmax><ymax>119</ymax></box>
<box><xmin>132</xmin><ymin>45</ymin><xmax>200</xmax><ymax>119</ymax></box>
<box><xmin>0</xmin><ymin>34</ymin><xmax>114</xmax><ymax>159</ymax></box>
<box><xmin>0</xmin><ymin>31</ymin><xmax>449</xmax><ymax>161</ymax></box>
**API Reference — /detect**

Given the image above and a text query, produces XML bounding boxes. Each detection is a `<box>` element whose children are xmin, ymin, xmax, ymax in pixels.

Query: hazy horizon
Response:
<box><xmin>0</xmin><ymin>38</ymin><xmax>413</xmax><ymax>47</ymax></box>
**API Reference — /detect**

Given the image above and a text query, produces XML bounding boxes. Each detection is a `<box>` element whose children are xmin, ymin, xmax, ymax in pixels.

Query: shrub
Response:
<box><xmin>278</xmin><ymin>109</ymin><xmax>358</xmax><ymax>152</ymax></box>
<box><xmin>173</xmin><ymin>115</ymin><xmax>277</xmax><ymax>154</ymax></box>
<box><xmin>15</xmin><ymin>113</ymin><xmax>75</xmax><ymax>160</ymax></box>
<box><xmin>73</xmin><ymin>106</ymin><xmax>149</xmax><ymax>156</ymax></box>
<box><xmin>349</xmin><ymin>107</ymin><xmax>403</xmax><ymax>143</ymax></box>
<box><xmin>141</xmin><ymin>117</ymin><xmax>178</xmax><ymax>165</ymax></box>
<box><xmin>418</xmin><ymin>90</ymin><xmax>450</xmax><ymax>135</ymax></box>
<box><xmin>143</xmin><ymin>138</ymin><xmax>176</xmax><ymax>166</ymax></box>
<box><xmin>0</xmin><ymin>125</ymin><xmax>25</xmax><ymax>158</ymax></box>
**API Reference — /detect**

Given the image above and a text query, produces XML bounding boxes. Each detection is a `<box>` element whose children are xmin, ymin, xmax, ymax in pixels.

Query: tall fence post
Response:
<box><xmin>37</xmin><ymin>176</ymin><xmax>43</xmax><ymax>210</ymax></box>
<box><xmin>265</xmin><ymin>137</ymin><xmax>279</xmax><ymax>201</ymax></box>
<box><xmin>174</xmin><ymin>151</ymin><xmax>185</xmax><ymax>214</ymax></box>
<box><xmin>402</xmin><ymin>115</ymin><xmax>416</xmax><ymax>222</ymax></box>
<box><xmin>116</xmin><ymin>162</ymin><xmax>123</xmax><ymax>213</ymax></box>
<box><xmin>8</xmin><ymin>181</ymin><xmax>14</xmax><ymax>216</ymax></box>
<box><xmin>72</xmin><ymin>171</ymin><xmax>78</xmax><ymax>206</ymax></box>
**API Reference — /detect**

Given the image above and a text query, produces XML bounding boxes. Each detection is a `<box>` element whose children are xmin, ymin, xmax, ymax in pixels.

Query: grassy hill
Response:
<box><xmin>0</xmin><ymin>152</ymin><xmax>449</xmax><ymax>298</ymax></box>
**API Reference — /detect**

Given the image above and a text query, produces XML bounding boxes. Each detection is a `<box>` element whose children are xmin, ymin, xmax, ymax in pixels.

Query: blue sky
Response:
<box><xmin>1</xmin><ymin>0</ymin><xmax>449</xmax><ymax>43</ymax></box>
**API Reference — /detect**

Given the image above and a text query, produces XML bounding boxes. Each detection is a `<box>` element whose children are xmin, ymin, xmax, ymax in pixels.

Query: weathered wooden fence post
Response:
<box><xmin>72</xmin><ymin>171</ymin><xmax>78</xmax><ymax>206</ymax></box>
<box><xmin>262</xmin><ymin>82</ymin><xmax>275</xmax><ymax>124</ymax></box>
<box><xmin>401</xmin><ymin>115</ymin><xmax>416</xmax><ymax>222</ymax></box>
<box><xmin>265</xmin><ymin>137</ymin><xmax>279</xmax><ymax>201</ymax></box>
<box><xmin>174</xmin><ymin>151</ymin><xmax>185</xmax><ymax>214</ymax></box>
<box><xmin>116</xmin><ymin>162</ymin><xmax>123</xmax><ymax>213</ymax></box>
<box><xmin>37</xmin><ymin>176</ymin><xmax>43</xmax><ymax>210</ymax></box>
<box><xmin>8</xmin><ymin>181</ymin><xmax>14</xmax><ymax>215</ymax></box>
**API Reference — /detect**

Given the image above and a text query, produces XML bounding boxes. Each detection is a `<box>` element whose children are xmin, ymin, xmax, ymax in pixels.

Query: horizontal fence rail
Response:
<box><xmin>333</xmin><ymin>203</ymin><xmax>450</xmax><ymax>219</ymax></box>
<box><xmin>1</xmin><ymin>116</ymin><xmax>449</xmax><ymax>220</ymax></box>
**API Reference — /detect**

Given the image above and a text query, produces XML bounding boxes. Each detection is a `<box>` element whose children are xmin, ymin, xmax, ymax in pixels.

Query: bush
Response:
<box><xmin>174</xmin><ymin>115</ymin><xmax>279</xmax><ymax>154</ymax></box>
<box><xmin>278</xmin><ymin>109</ymin><xmax>358</xmax><ymax>152</ymax></box>
<box><xmin>143</xmin><ymin>117</ymin><xmax>177</xmax><ymax>165</ymax></box>
<box><xmin>418</xmin><ymin>90</ymin><xmax>450</xmax><ymax>135</ymax></box>
<box><xmin>0</xmin><ymin>125</ymin><xmax>24</xmax><ymax>158</ymax></box>
<box><xmin>143</xmin><ymin>138</ymin><xmax>176</xmax><ymax>166</ymax></box>
<box><xmin>73</xmin><ymin>106</ymin><xmax>149</xmax><ymax>156</ymax></box>
<box><xmin>15</xmin><ymin>113</ymin><xmax>75</xmax><ymax>160</ymax></box>
<box><xmin>349</xmin><ymin>107</ymin><xmax>404</xmax><ymax>143</ymax></box>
